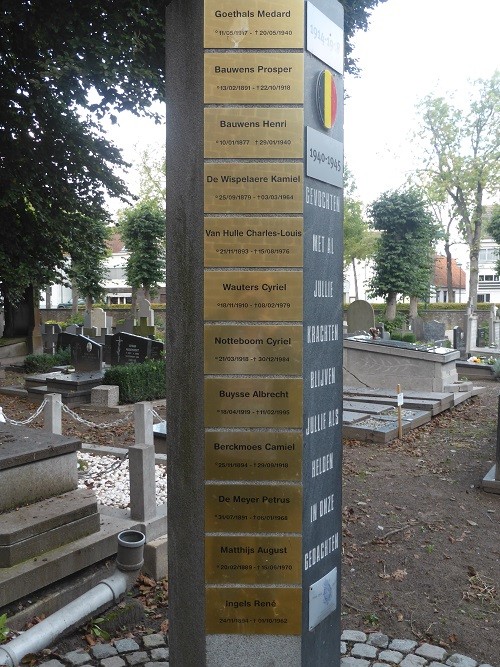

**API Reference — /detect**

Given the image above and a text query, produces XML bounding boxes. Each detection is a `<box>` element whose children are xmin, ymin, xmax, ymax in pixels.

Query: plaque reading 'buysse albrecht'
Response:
<box><xmin>204</xmin><ymin>0</ymin><xmax>304</xmax><ymax>49</ymax></box>
<box><xmin>204</xmin><ymin>108</ymin><xmax>304</xmax><ymax>159</ymax></box>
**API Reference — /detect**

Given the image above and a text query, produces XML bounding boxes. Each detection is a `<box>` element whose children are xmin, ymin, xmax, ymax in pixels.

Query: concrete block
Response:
<box><xmin>143</xmin><ymin>535</ymin><xmax>168</xmax><ymax>580</ymax></box>
<box><xmin>92</xmin><ymin>385</ymin><xmax>119</xmax><ymax>408</ymax></box>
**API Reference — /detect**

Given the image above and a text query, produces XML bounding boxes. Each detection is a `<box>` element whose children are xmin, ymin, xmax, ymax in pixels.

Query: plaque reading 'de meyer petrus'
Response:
<box><xmin>204</xmin><ymin>0</ymin><xmax>304</xmax><ymax>49</ymax></box>
<box><xmin>204</xmin><ymin>108</ymin><xmax>304</xmax><ymax>159</ymax></box>
<box><xmin>204</xmin><ymin>324</ymin><xmax>302</xmax><ymax>374</ymax></box>
<box><xmin>204</xmin><ymin>271</ymin><xmax>303</xmax><ymax>321</ymax></box>
<box><xmin>205</xmin><ymin>588</ymin><xmax>301</xmax><ymax>635</ymax></box>
<box><xmin>204</xmin><ymin>163</ymin><xmax>303</xmax><ymax>214</ymax></box>
<box><xmin>205</xmin><ymin>536</ymin><xmax>302</xmax><ymax>584</ymax></box>
<box><xmin>204</xmin><ymin>218</ymin><xmax>303</xmax><ymax>268</ymax></box>
<box><xmin>204</xmin><ymin>378</ymin><xmax>302</xmax><ymax>428</ymax></box>
<box><xmin>204</xmin><ymin>53</ymin><xmax>304</xmax><ymax>104</ymax></box>
<box><xmin>205</xmin><ymin>431</ymin><xmax>302</xmax><ymax>481</ymax></box>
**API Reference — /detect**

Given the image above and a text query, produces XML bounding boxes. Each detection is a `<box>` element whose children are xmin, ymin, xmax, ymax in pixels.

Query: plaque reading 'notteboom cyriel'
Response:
<box><xmin>204</xmin><ymin>0</ymin><xmax>304</xmax><ymax>49</ymax></box>
<box><xmin>204</xmin><ymin>271</ymin><xmax>303</xmax><ymax>321</ymax></box>
<box><xmin>205</xmin><ymin>536</ymin><xmax>302</xmax><ymax>584</ymax></box>
<box><xmin>205</xmin><ymin>431</ymin><xmax>302</xmax><ymax>481</ymax></box>
<box><xmin>204</xmin><ymin>163</ymin><xmax>303</xmax><ymax>214</ymax></box>
<box><xmin>204</xmin><ymin>53</ymin><xmax>304</xmax><ymax>104</ymax></box>
<box><xmin>204</xmin><ymin>108</ymin><xmax>304</xmax><ymax>159</ymax></box>
<box><xmin>204</xmin><ymin>218</ymin><xmax>303</xmax><ymax>268</ymax></box>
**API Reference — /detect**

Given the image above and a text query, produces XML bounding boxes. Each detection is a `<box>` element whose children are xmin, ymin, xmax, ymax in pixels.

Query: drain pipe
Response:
<box><xmin>0</xmin><ymin>530</ymin><xmax>145</xmax><ymax>667</ymax></box>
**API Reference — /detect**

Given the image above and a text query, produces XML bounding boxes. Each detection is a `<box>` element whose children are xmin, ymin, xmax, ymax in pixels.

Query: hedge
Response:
<box><xmin>103</xmin><ymin>359</ymin><xmax>166</xmax><ymax>404</ymax></box>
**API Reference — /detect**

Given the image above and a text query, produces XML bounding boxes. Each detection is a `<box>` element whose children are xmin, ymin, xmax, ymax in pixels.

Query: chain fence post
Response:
<box><xmin>44</xmin><ymin>393</ymin><xmax>62</xmax><ymax>435</ymax></box>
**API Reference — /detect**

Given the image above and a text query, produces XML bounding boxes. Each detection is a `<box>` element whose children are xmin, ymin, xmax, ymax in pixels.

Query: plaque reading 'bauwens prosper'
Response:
<box><xmin>206</xmin><ymin>588</ymin><xmax>301</xmax><ymax>635</ymax></box>
<box><xmin>204</xmin><ymin>108</ymin><xmax>304</xmax><ymax>159</ymax></box>
<box><xmin>205</xmin><ymin>536</ymin><xmax>302</xmax><ymax>584</ymax></box>
<box><xmin>204</xmin><ymin>53</ymin><xmax>304</xmax><ymax>104</ymax></box>
<box><xmin>205</xmin><ymin>431</ymin><xmax>302</xmax><ymax>481</ymax></box>
<box><xmin>204</xmin><ymin>218</ymin><xmax>303</xmax><ymax>268</ymax></box>
<box><xmin>204</xmin><ymin>378</ymin><xmax>302</xmax><ymax>428</ymax></box>
<box><xmin>204</xmin><ymin>271</ymin><xmax>303</xmax><ymax>321</ymax></box>
<box><xmin>204</xmin><ymin>163</ymin><xmax>303</xmax><ymax>214</ymax></box>
<box><xmin>204</xmin><ymin>324</ymin><xmax>302</xmax><ymax>374</ymax></box>
<box><xmin>204</xmin><ymin>0</ymin><xmax>304</xmax><ymax>49</ymax></box>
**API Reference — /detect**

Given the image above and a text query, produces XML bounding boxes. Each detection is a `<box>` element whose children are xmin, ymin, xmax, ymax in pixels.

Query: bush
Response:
<box><xmin>103</xmin><ymin>359</ymin><xmax>166</xmax><ymax>404</ymax></box>
<box><xmin>24</xmin><ymin>348</ymin><xmax>71</xmax><ymax>373</ymax></box>
<box><xmin>402</xmin><ymin>332</ymin><xmax>416</xmax><ymax>343</ymax></box>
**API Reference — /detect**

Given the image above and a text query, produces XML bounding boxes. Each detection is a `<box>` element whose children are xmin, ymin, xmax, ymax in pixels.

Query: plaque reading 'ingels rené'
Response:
<box><xmin>204</xmin><ymin>53</ymin><xmax>304</xmax><ymax>104</ymax></box>
<box><xmin>204</xmin><ymin>0</ymin><xmax>304</xmax><ymax>49</ymax></box>
<box><xmin>204</xmin><ymin>218</ymin><xmax>303</xmax><ymax>268</ymax></box>
<box><xmin>204</xmin><ymin>271</ymin><xmax>303</xmax><ymax>322</ymax></box>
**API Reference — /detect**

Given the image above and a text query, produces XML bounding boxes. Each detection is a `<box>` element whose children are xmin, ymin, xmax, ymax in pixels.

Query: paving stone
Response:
<box><xmin>340</xmin><ymin>658</ymin><xmax>370</xmax><ymax>667</ymax></box>
<box><xmin>379</xmin><ymin>649</ymin><xmax>404</xmax><ymax>664</ymax></box>
<box><xmin>400</xmin><ymin>655</ymin><xmax>428</xmax><ymax>667</ymax></box>
<box><xmin>367</xmin><ymin>633</ymin><xmax>390</xmax><ymax>648</ymax></box>
<box><xmin>64</xmin><ymin>650</ymin><xmax>92</xmax><ymax>666</ymax></box>
<box><xmin>390</xmin><ymin>640</ymin><xmax>419</xmax><ymax>654</ymax></box>
<box><xmin>144</xmin><ymin>662</ymin><xmax>169</xmax><ymax>667</ymax></box>
<box><xmin>446</xmin><ymin>655</ymin><xmax>478</xmax><ymax>667</ymax></box>
<box><xmin>91</xmin><ymin>644</ymin><xmax>118</xmax><ymax>659</ymax></box>
<box><xmin>478</xmin><ymin>664</ymin><xmax>495</xmax><ymax>667</ymax></box>
<box><xmin>341</xmin><ymin>642</ymin><xmax>348</xmax><ymax>655</ymax></box>
<box><xmin>125</xmin><ymin>652</ymin><xmax>149</xmax><ymax>666</ymax></box>
<box><xmin>101</xmin><ymin>658</ymin><xmax>126</xmax><ymax>667</ymax></box>
<box><xmin>142</xmin><ymin>634</ymin><xmax>166</xmax><ymax>649</ymax></box>
<box><xmin>151</xmin><ymin>648</ymin><xmax>169</xmax><ymax>661</ymax></box>
<box><xmin>430</xmin><ymin>663</ymin><xmax>448</xmax><ymax>667</ymax></box>
<box><xmin>374</xmin><ymin>664</ymin><xmax>389</xmax><ymax>667</ymax></box>
<box><xmin>416</xmin><ymin>644</ymin><xmax>448</xmax><ymax>661</ymax></box>
<box><xmin>352</xmin><ymin>643</ymin><xmax>379</xmax><ymax>659</ymax></box>
<box><xmin>38</xmin><ymin>661</ymin><xmax>66</xmax><ymax>667</ymax></box>
<box><xmin>341</xmin><ymin>630</ymin><xmax>368</xmax><ymax>643</ymax></box>
<box><xmin>114</xmin><ymin>639</ymin><xmax>140</xmax><ymax>653</ymax></box>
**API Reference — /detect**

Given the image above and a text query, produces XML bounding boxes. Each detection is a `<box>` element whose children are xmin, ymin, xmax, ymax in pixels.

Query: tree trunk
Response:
<box><xmin>71</xmin><ymin>284</ymin><xmax>78</xmax><ymax>316</ymax></box>
<box><xmin>386</xmin><ymin>291</ymin><xmax>397</xmax><ymax>320</ymax></box>
<box><xmin>409</xmin><ymin>296</ymin><xmax>418</xmax><ymax>319</ymax></box>
<box><xmin>351</xmin><ymin>259</ymin><xmax>359</xmax><ymax>300</ymax></box>
<box><xmin>445</xmin><ymin>240</ymin><xmax>454</xmax><ymax>302</ymax></box>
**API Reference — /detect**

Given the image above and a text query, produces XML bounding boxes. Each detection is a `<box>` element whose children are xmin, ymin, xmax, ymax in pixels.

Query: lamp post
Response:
<box><xmin>457</xmin><ymin>261</ymin><xmax>462</xmax><ymax>303</ymax></box>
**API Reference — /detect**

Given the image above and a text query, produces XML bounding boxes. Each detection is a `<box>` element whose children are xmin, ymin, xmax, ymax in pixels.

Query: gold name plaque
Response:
<box><xmin>206</xmin><ymin>587</ymin><xmax>301</xmax><ymax>635</ymax></box>
<box><xmin>205</xmin><ymin>431</ymin><xmax>302</xmax><ymax>481</ymax></box>
<box><xmin>204</xmin><ymin>108</ymin><xmax>304</xmax><ymax>159</ymax></box>
<box><xmin>204</xmin><ymin>271</ymin><xmax>303</xmax><ymax>322</ymax></box>
<box><xmin>204</xmin><ymin>378</ymin><xmax>303</xmax><ymax>428</ymax></box>
<box><xmin>205</xmin><ymin>483</ymin><xmax>302</xmax><ymax>532</ymax></box>
<box><xmin>204</xmin><ymin>218</ymin><xmax>303</xmax><ymax>268</ymax></box>
<box><xmin>204</xmin><ymin>53</ymin><xmax>304</xmax><ymax>104</ymax></box>
<box><xmin>205</xmin><ymin>536</ymin><xmax>302</xmax><ymax>584</ymax></box>
<box><xmin>204</xmin><ymin>0</ymin><xmax>304</xmax><ymax>49</ymax></box>
<box><xmin>204</xmin><ymin>324</ymin><xmax>302</xmax><ymax>374</ymax></box>
<box><xmin>204</xmin><ymin>163</ymin><xmax>303</xmax><ymax>214</ymax></box>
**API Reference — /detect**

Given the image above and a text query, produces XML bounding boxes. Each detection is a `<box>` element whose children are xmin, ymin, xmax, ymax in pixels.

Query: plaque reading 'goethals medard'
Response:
<box><xmin>205</xmin><ymin>535</ymin><xmax>302</xmax><ymax>585</ymax></box>
<box><xmin>204</xmin><ymin>378</ymin><xmax>303</xmax><ymax>428</ymax></box>
<box><xmin>204</xmin><ymin>0</ymin><xmax>304</xmax><ymax>49</ymax></box>
<box><xmin>204</xmin><ymin>271</ymin><xmax>303</xmax><ymax>322</ymax></box>
<box><xmin>204</xmin><ymin>218</ymin><xmax>303</xmax><ymax>268</ymax></box>
<box><xmin>205</xmin><ymin>587</ymin><xmax>301</xmax><ymax>635</ymax></box>
<box><xmin>204</xmin><ymin>108</ymin><xmax>304</xmax><ymax>159</ymax></box>
<box><xmin>204</xmin><ymin>163</ymin><xmax>303</xmax><ymax>214</ymax></box>
<box><xmin>205</xmin><ymin>430</ymin><xmax>302</xmax><ymax>482</ymax></box>
<box><xmin>204</xmin><ymin>53</ymin><xmax>304</xmax><ymax>104</ymax></box>
<box><xmin>204</xmin><ymin>324</ymin><xmax>302</xmax><ymax>374</ymax></box>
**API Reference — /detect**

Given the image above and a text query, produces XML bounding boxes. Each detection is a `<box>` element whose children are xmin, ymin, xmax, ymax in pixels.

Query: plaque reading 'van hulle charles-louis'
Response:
<box><xmin>204</xmin><ymin>431</ymin><xmax>302</xmax><ymax>481</ymax></box>
<box><xmin>204</xmin><ymin>0</ymin><xmax>304</xmax><ymax>49</ymax></box>
<box><xmin>204</xmin><ymin>218</ymin><xmax>303</xmax><ymax>268</ymax></box>
<box><xmin>204</xmin><ymin>324</ymin><xmax>302</xmax><ymax>374</ymax></box>
<box><xmin>204</xmin><ymin>108</ymin><xmax>304</xmax><ymax>159</ymax></box>
<box><xmin>204</xmin><ymin>53</ymin><xmax>304</xmax><ymax>104</ymax></box>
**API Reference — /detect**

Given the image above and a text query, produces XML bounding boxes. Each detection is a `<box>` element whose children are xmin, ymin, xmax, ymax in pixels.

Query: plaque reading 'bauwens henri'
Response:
<box><xmin>204</xmin><ymin>324</ymin><xmax>302</xmax><ymax>374</ymax></box>
<box><xmin>204</xmin><ymin>108</ymin><xmax>304</xmax><ymax>159</ymax></box>
<box><xmin>204</xmin><ymin>218</ymin><xmax>303</xmax><ymax>268</ymax></box>
<box><xmin>204</xmin><ymin>53</ymin><xmax>304</xmax><ymax>104</ymax></box>
<box><xmin>205</xmin><ymin>431</ymin><xmax>302</xmax><ymax>481</ymax></box>
<box><xmin>204</xmin><ymin>0</ymin><xmax>304</xmax><ymax>49</ymax></box>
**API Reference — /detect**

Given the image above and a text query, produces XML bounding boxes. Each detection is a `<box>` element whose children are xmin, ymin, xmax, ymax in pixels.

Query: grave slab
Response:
<box><xmin>343</xmin><ymin>418</ymin><xmax>400</xmax><ymax>444</ymax></box>
<box><xmin>343</xmin><ymin>400</ymin><xmax>395</xmax><ymax>415</ymax></box>
<box><xmin>342</xmin><ymin>411</ymin><xmax>368</xmax><ymax>424</ymax></box>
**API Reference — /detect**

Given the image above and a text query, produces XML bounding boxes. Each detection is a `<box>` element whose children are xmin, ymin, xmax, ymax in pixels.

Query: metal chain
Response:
<box><xmin>150</xmin><ymin>408</ymin><xmax>166</xmax><ymax>423</ymax></box>
<box><xmin>60</xmin><ymin>402</ymin><xmax>133</xmax><ymax>429</ymax></box>
<box><xmin>2</xmin><ymin>398</ymin><xmax>49</xmax><ymax>425</ymax></box>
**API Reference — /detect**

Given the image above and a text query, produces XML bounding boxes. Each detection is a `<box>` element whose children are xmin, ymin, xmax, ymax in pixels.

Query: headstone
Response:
<box><xmin>423</xmin><ymin>319</ymin><xmax>445</xmax><ymax>343</ymax></box>
<box><xmin>467</xmin><ymin>314</ymin><xmax>478</xmax><ymax>354</ymax></box>
<box><xmin>477</xmin><ymin>327</ymin><xmax>487</xmax><ymax>347</ymax></box>
<box><xmin>453</xmin><ymin>326</ymin><xmax>465</xmax><ymax>352</ymax></box>
<box><xmin>65</xmin><ymin>324</ymin><xmax>83</xmax><ymax>336</ymax></box>
<box><xmin>58</xmin><ymin>332</ymin><xmax>102</xmax><ymax>372</ymax></box>
<box><xmin>346</xmin><ymin>299</ymin><xmax>374</xmax><ymax>334</ymax></box>
<box><xmin>410</xmin><ymin>315</ymin><xmax>425</xmax><ymax>342</ymax></box>
<box><xmin>109</xmin><ymin>332</ymin><xmax>163</xmax><ymax>365</ymax></box>
<box><xmin>42</xmin><ymin>323</ymin><xmax>62</xmax><ymax>355</ymax></box>
<box><xmin>133</xmin><ymin>317</ymin><xmax>156</xmax><ymax>338</ymax></box>
<box><xmin>376</xmin><ymin>322</ymin><xmax>390</xmax><ymax>340</ymax></box>
<box><xmin>136</xmin><ymin>291</ymin><xmax>155</xmax><ymax>327</ymax></box>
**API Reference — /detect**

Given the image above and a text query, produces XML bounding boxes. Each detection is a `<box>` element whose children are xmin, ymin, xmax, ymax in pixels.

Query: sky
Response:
<box><xmin>104</xmin><ymin>0</ymin><xmax>499</xmax><ymax>216</ymax></box>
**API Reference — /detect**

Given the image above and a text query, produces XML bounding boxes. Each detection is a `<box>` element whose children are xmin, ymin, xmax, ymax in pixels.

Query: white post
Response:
<box><xmin>44</xmin><ymin>393</ymin><xmax>62</xmax><ymax>435</ymax></box>
<box><xmin>134</xmin><ymin>401</ymin><xmax>154</xmax><ymax>446</ymax></box>
<box><xmin>129</xmin><ymin>443</ymin><xmax>157</xmax><ymax>522</ymax></box>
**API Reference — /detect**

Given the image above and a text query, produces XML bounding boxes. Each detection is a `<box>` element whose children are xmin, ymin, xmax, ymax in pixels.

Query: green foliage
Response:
<box><xmin>103</xmin><ymin>359</ymin><xmax>166</xmax><ymax>404</ymax></box>
<box><xmin>339</xmin><ymin>0</ymin><xmax>389</xmax><ymax>76</ymax></box>
<box><xmin>402</xmin><ymin>332</ymin><xmax>416</xmax><ymax>343</ymax></box>
<box><xmin>379</xmin><ymin>312</ymin><xmax>407</xmax><ymax>334</ymax></box>
<box><xmin>0</xmin><ymin>613</ymin><xmax>9</xmax><ymax>643</ymax></box>
<box><xmin>343</xmin><ymin>166</ymin><xmax>377</xmax><ymax>268</ymax></box>
<box><xmin>24</xmin><ymin>348</ymin><xmax>71</xmax><ymax>373</ymax></box>
<box><xmin>492</xmin><ymin>359</ymin><xmax>500</xmax><ymax>379</ymax></box>
<box><xmin>87</xmin><ymin>617</ymin><xmax>111</xmax><ymax>641</ymax></box>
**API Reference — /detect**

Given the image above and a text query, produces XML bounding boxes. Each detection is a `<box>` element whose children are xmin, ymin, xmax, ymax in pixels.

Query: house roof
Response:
<box><xmin>107</xmin><ymin>232</ymin><xmax>126</xmax><ymax>254</ymax></box>
<box><xmin>433</xmin><ymin>255</ymin><xmax>466</xmax><ymax>289</ymax></box>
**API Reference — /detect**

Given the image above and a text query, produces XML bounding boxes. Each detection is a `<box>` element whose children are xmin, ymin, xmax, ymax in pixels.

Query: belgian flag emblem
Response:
<box><xmin>316</xmin><ymin>70</ymin><xmax>337</xmax><ymax>130</ymax></box>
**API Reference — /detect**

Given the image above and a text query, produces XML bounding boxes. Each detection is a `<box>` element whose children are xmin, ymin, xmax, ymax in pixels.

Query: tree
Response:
<box><xmin>340</xmin><ymin>0</ymin><xmax>388</xmax><ymax>75</ymax></box>
<box><xmin>69</xmin><ymin>217</ymin><xmax>112</xmax><ymax>308</ymax></box>
<box><xmin>368</xmin><ymin>189</ymin><xmax>439</xmax><ymax>319</ymax></box>
<box><xmin>119</xmin><ymin>199</ymin><xmax>165</xmax><ymax>308</ymax></box>
<box><xmin>415</xmin><ymin>71</ymin><xmax>500</xmax><ymax>310</ymax></box>
<box><xmin>487</xmin><ymin>204</ymin><xmax>500</xmax><ymax>275</ymax></box>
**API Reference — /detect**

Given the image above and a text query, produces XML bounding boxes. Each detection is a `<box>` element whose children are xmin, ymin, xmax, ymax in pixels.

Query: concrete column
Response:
<box><xmin>129</xmin><ymin>443</ymin><xmax>157</xmax><ymax>522</ymax></box>
<box><xmin>44</xmin><ymin>393</ymin><xmax>62</xmax><ymax>435</ymax></box>
<box><xmin>134</xmin><ymin>401</ymin><xmax>153</xmax><ymax>446</ymax></box>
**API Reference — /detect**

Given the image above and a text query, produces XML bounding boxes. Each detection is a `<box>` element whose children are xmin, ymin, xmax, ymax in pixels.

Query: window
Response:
<box><xmin>478</xmin><ymin>248</ymin><xmax>499</xmax><ymax>263</ymax></box>
<box><xmin>477</xmin><ymin>294</ymin><xmax>491</xmax><ymax>303</ymax></box>
<box><xmin>479</xmin><ymin>274</ymin><xmax>500</xmax><ymax>282</ymax></box>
